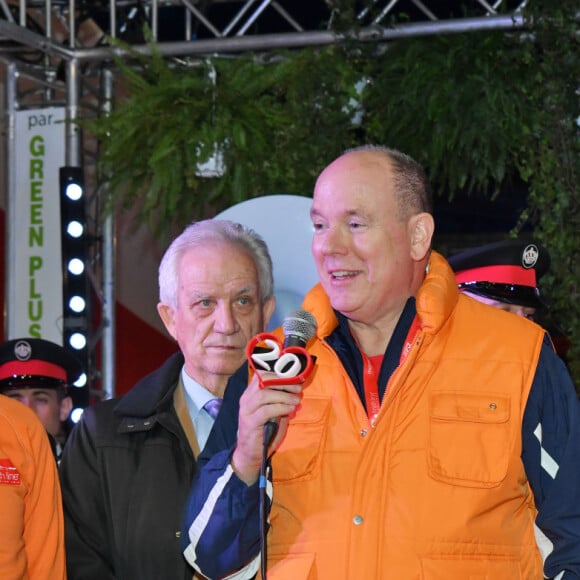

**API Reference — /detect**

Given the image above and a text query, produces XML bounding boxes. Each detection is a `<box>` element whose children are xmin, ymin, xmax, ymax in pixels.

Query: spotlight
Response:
<box><xmin>70</xmin><ymin>407</ymin><xmax>85</xmax><ymax>424</ymax></box>
<box><xmin>69</xmin><ymin>332</ymin><xmax>87</xmax><ymax>350</ymax></box>
<box><xmin>69</xmin><ymin>296</ymin><xmax>86</xmax><ymax>313</ymax></box>
<box><xmin>67</xmin><ymin>258</ymin><xmax>85</xmax><ymax>275</ymax></box>
<box><xmin>73</xmin><ymin>373</ymin><xmax>87</xmax><ymax>388</ymax></box>
<box><xmin>65</xmin><ymin>182</ymin><xmax>83</xmax><ymax>201</ymax></box>
<box><xmin>67</xmin><ymin>221</ymin><xmax>84</xmax><ymax>238</ymax></box>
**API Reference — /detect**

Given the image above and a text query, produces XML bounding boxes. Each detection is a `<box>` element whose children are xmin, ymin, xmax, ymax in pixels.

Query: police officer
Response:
<box><xmin>0</xmin><ymin>338</ymin><xmax>82</xmax><ymax>460</ymax></box>
<box><xmin>448</xmin><ymin>239</ymin><xmax>550</xmax><ymax>320</ymax></box>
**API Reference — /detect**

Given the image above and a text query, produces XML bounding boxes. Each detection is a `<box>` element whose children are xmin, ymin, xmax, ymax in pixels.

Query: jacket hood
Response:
<box><xmin>415</xmin><ymin>251</ymin><xmax>459</xmax><ymax>335</ymax></box>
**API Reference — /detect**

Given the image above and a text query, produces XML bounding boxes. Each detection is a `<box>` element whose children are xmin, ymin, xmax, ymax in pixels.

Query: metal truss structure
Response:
<box><xmin>0</xmin><ymin>0</ymin><xmax>530</xmax><ymax>402</ymax></box>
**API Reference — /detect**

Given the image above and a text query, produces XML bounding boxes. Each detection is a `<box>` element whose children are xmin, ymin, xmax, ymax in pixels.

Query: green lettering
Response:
<box><xmin>30</xmin><ymin>203</ymin><xmax>42</xmax><ymax>225</ymax></box>
<box><xmin>28</xmin><ymin>323</ymin><xmax>41</xmax><ymax>338</ymax></box>
<box><xmin>29</xmin><ymin>158</ymin><xmax>43</xmax><ymax>180</ymax></box>
<box><xmin>29</xmin><ymin>226</ymin><xmax>43</xmax><ymax>247</ymax></box>
<box><xmin>29</xmin><ymin>276</ymin><xmax>41</xmax><ymax>299</ymax></box>
<box><xmin>28</xmin><ymin>299</ymin><xmax>42</xmax><ymax>321</ymax></box>
<box><xmin>29</xmin><ymin>255</ymin><xmax>42</xmax><ymax>275</ymax></box>
<box><xmin>29</xmin><ymin>135</ymin><xmax>44</xmax><ymax>156</ymax></box>
<box><xmin>30</xmin><ymin>181</ymin><xmax>42</xmax><ymax>201</ymax></box>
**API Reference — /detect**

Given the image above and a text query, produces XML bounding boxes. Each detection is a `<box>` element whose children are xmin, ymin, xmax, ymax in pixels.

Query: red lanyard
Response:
<box><xmin>362</xmin><ymin>354</ymin><xmax>382</xmax><ymax>425</ymax></box>
<box><xmin>399</xmin><ymin>315</ymin><xmax>421</xmax><ymax>366</ymax></box>
<box><xmin>362</xmin><ymin>315</ymin><xmax>421</xmax><ymax>425</ymax></box>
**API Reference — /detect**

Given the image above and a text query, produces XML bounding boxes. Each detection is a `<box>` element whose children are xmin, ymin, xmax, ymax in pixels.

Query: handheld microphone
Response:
<box><xmin>277</xmin><ymin>309</ymin><xmax>317</xmax><ymax>375</ymax></box>
<box><xmin>282</xmin><ymin>309</ymin><xmax>317</xmax><ymax>349</ymax></box>
<box><xmin>254</xmin><ymin>310</ymin><xmax>316</xmax><ymax>579</ymax></box>
<box><xmin>250</xmin><ymin>309</ymin><xmax>317</xmax><ymax>446</ymax></box>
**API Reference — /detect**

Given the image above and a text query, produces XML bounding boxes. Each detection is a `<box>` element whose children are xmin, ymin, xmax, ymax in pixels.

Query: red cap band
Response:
<box><xmin>455</xmin><ymin>265</ymin><xmax>537</xmax><ymax>287</ymax></box>
<box><xmin>0</xmin><ymin>360</ymin><xmax>67</xmax><ymax>381</ymax></box>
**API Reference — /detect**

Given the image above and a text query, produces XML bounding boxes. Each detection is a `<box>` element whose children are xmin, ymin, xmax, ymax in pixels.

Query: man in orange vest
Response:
<box><xmin>182</xmin><ymin>147</ymin><xmax>580</xmax><ymax>579</ymax></box>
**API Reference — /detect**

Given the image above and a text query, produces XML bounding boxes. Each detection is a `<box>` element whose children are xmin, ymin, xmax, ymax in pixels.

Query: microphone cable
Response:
<box><xmin>248</xmin><ymin>309</ymin><xmax>318</xmax><ymax>579</ymax></box>
<box><xmin>259</xmin><ymin>423</ymin><xmax>276</xmax><ymax>579</ymax></box>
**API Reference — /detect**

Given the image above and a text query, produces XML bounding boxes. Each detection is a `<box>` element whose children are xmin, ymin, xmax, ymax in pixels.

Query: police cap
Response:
<box><xmin>448</xmin><ymin>239</ymin><xmax>550</xmax><ymax>310</ymax></box>
<box><xmin>0</xmin><ymin>338</ymin><xmax>83</xmax><ymax>391</ymax></box>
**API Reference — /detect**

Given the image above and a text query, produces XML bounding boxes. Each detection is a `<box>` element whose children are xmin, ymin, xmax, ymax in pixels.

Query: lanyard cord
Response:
<box><xmin>362</xmin><ymin>315</ymin><xmax>421</xmax><ymax>423</ymax></box>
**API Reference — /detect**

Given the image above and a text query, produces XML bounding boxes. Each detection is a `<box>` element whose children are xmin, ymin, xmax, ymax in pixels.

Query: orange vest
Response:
<box><xmin>267</xmin><ymin>252</ymin><xmax>544</xmax><ymax>579</ymax></box>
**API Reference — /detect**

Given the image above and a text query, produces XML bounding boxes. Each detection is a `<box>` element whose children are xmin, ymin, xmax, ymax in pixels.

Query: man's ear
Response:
<box><xmin>59</xmin><ymin>396</ymin><xmax>73</xmax><ymax>422</ymax></box>
<box><xmin>262</xmin><ymin>295</ymin><xmax>276</xmax><ymax>329</ymax></box>
<box><xmin>157</xmin><ymin>302</ymin><xmax>177</xmax><ymax>341</ymax></box>
<box><xmin>408</xmin><ymin>212</ymin><xmax>434</xmax><ymax>261</ymax></box>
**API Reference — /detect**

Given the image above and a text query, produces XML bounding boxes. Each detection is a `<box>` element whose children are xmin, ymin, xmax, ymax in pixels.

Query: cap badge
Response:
<box><xmin>521</xmin><ymin>244</ymin><xmax>539</xmax><ymax>269</ymax></box>
<box><xmin>13</xmin><ymin>340</ymin><xmax>32</xmax><ymax>361</ymax></box>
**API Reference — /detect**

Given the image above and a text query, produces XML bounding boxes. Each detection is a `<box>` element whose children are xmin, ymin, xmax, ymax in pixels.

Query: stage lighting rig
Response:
<box><xmin>59</xmin><ymin>166</ymin><xmax>90</xmax><ymax>409</ymax></box>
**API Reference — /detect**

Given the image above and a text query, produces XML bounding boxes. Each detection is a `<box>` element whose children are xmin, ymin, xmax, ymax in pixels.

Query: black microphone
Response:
<box><xmin>263</xmin><ymin>309</ymin><xmax>317</xmax><ymax>446</ymax></box>
<box><xmin>282</xmin><ymin>309</ymin><xmax>317</xmax><ymax>348</ymax></box>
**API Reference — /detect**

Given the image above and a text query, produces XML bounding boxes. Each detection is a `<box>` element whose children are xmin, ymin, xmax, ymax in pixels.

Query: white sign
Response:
<box><xmin>7</xmin><ymin>107</ymin><xmax>66</xmax><ymax>343</ymax></box>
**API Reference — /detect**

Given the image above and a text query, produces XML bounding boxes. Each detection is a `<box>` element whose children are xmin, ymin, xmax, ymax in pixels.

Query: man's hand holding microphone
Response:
<box><xmin>231</xmin><ymin>310</ymin><xmax>317</xmax><ymax>485</ymax></box>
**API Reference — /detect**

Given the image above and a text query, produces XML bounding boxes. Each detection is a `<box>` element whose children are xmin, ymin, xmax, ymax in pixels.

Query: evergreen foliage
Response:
<box><xmin>86</xmin><ymin>2</ymin><xmax>579</xmax><ymax>386</ymax></box>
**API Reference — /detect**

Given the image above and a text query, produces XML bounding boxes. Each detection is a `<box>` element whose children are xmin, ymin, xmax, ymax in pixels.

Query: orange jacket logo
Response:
<box><xmin>0</xmin><ymin>458</ymin><xmax>21</xmax><ymax>485</ymax></box>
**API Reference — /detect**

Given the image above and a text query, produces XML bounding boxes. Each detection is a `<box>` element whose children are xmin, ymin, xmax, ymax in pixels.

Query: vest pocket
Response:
<box><xmin>420</xmin><ymin>555</ymin><xmax>521</xmax><ymax>579</ymax></box>
<box><xmin>272</xmin><ymin>396</ymin><xmax>330</xmax><ymax>483</ymax></box>
<box><xmin>427</xmin><ymin>391</ymin><xmax>511</xmax><ymax>487</ymax></box>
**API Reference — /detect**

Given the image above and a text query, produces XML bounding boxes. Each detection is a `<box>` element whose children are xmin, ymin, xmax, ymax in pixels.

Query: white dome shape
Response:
<box><xmin>216</xmin><ymin>194</ymin><xmax>317</xmax><ymax>331</ymax></box>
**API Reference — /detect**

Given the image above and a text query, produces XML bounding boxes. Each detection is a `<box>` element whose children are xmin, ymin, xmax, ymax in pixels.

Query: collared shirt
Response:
<box><xmin>180</xmin><ymin>369</ymin><xmax>218</xmax><ymax>451</ymax></box>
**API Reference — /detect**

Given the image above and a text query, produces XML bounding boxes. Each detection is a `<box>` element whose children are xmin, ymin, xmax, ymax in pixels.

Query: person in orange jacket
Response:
<box><xmin>182</xmin><ymin>146</ymin><xmax>580</xmax><ymax>579</ymax></box>
<box><xmin>0</xmin><ymin>394</ymin><xmax>66</xmax><ymax>579</ymax></box>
